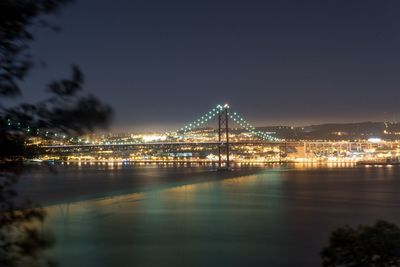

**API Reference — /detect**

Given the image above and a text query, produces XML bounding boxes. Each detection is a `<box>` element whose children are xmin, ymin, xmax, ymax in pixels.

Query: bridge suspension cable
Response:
<box><xmin>177</xmin><ymin>104</ymin><xmax>224</xmax><ymax>135</ymax></box>
<box><xmin>2</xmin><ymin>118</ymin><xmax>84</xmax><ymax>143</ymax></box>
<box><xmin>227</xmin><ymin>110</ymin><xmax>281</xmax><ymax>142</ymax></box>
<box><xmin>175</xmin><ymin>104</ymin><xmax>281</xmax><ymax>142</ymax></box>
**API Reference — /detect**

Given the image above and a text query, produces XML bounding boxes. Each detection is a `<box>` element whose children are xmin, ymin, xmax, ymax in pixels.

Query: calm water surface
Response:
<box><xmin>19</xmin><ymin>164</ymin><xmax>400</xmax><ymax>267</ymax></box>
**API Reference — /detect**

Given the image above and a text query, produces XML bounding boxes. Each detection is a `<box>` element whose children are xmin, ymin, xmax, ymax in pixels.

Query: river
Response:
<box><xmin>17</xmin><ymin>163</ymin><xmax>400</xmax><ymax>266</ymax></box>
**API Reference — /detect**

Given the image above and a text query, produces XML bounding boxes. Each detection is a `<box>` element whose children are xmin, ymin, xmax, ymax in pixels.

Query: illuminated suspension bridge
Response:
<box><xmin>4</xmin><ymin>104</ymin><xmax>391</xmax><ymax>166</ymax></box>
<box><xmin>174</xmin><ymin>104</ymin><xmax>280</xmax><ymax>168</ymax></box>
<box><xmin>3</xmin><ymin>104</ymin><xmax>284</xmax><ymax>168</ymax></box>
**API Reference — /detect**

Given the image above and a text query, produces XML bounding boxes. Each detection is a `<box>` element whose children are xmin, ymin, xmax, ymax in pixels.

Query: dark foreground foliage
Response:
<box><xmin>0</xmin><ymin>0</ymin><xmax>112</xmax><ymax>266</ymax></box>
<box><xmin>0</xmin><ymin>162</ymin><xmax>56</xmax><ymax>267</ymax></box>
<box><xmin>321</xmin><ymin>220</ymin><xmax>400</xmax><ymax>267</ymax></box>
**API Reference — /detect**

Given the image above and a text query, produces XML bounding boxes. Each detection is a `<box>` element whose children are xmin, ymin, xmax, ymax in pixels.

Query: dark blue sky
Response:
<box><xmin>23</xmin><ymin>0</ymin><xmax>400</xmax><ymax>131</ymax></box>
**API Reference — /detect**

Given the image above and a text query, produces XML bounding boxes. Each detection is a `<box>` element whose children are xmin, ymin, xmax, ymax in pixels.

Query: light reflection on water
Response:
<box><xmin>41</xmin><ymin>165</ymin><xmax>400</xmax><ymax>267</ymax></box>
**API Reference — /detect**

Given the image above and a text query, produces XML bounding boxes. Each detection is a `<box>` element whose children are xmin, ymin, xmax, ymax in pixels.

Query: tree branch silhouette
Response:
<box><xmin>0</xmin><ymin>1</ymin><xmax>113</xmax><ymax>266</ymax></box>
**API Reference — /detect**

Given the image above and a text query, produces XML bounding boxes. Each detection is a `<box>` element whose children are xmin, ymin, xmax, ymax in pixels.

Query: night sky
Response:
<box><xmin>23</xmin><ymin>0</ymin><xmax>400</xmax><ymax>131</ymax></box>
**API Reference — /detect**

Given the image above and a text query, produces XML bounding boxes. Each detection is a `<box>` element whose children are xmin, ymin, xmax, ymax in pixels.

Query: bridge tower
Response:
<box><xmin>218</xmin><ymin>104</ymin><xmax>230</xmax><ymax>169</ymax></box>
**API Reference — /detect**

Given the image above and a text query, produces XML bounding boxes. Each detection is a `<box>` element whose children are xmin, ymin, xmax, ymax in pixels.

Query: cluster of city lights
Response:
<box><xmin>177</xmin><ymin>104</ymin><xmax>224</xmax><ymax>135</ymax></box>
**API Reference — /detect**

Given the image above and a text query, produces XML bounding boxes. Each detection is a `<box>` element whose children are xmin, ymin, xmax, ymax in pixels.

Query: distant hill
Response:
<box><xmin>257</xmin><ymin>122</ymin><xmax>400</xmax><ymax>141</ymax></box>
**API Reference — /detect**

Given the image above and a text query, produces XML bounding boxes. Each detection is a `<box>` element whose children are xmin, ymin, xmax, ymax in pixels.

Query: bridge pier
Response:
<box><xmin>218</xmin><ymin>104</ymin><xmax>230</xmax><ymax>170</ymax></box>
